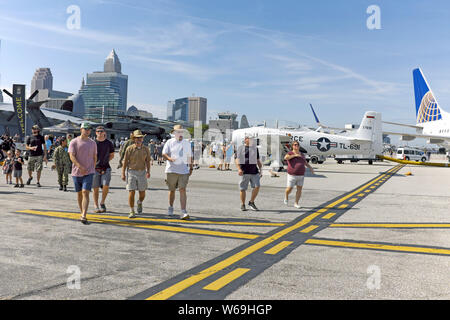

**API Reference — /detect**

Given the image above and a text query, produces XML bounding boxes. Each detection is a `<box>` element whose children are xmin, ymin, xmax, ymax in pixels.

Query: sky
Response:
<box><xmin>1</xmin><ymin>0</ymin><xmax>450</xmax><ymax>146</ymax></box>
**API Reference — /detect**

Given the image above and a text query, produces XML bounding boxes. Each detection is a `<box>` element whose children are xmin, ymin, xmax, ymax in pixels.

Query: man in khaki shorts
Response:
<box><xmin>162</xmin><ymin>125</ymin><xmax>193</xmax><ymax>220</ymax></box>
<box><xmin>121</xmin><ymin>130</ymin><xmax>151</xmax><ymax>218</ymax></box>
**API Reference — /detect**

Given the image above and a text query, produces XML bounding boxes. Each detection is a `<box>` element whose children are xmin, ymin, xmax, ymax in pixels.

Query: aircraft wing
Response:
<box><xmin>382</xmin><ymin>121</ymin><xmax>423</xmax><ymax>130</ymax></box>
<box><xmin>383</xmin><ymin>130</ymin><xmax>450</xmax><ymax>143</ymax></box>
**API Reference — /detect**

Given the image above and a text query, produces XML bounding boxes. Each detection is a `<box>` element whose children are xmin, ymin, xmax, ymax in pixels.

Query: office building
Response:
<box><xmin>167</xmin><ymin>100</ymin><xmax>175</xmax><ymax>121</ymax></box>
<box><xmin>79</xmin><ymin>49</ymin><xmax>128</xmax><ymax>121</ymax></box>
<box><xmin>170</xmin><ymin>96</ymin><xmax>207</xmax><ymax>124</ymax></box>
<box><xmin>31</xmin><ymin>68</ymin><xmax>72</xmax><ymax>103</ymax></box>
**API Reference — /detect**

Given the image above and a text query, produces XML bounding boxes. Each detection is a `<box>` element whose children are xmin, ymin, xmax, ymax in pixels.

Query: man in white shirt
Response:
<box><xmin>162</xmin><ymin>125</ymin><xmax>193</xmax><ymax>220</ymax></box>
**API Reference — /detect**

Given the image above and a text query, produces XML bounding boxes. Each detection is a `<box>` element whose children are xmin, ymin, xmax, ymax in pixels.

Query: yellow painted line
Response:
<box><xmin>17</xmin><ymin>209</ymin><xmax>284</xmax><ymax>227</ymax></box>
<box><xmin>357</xmin><ymin>193</ymin><xmax>365</xmax><ymax>197</ymax></box>
<box><xmin>305</xmin><ymin>239</ymin><xmax>450</xmax><ymax>255</ymax></box>
<box><xmin>300</xmin><ymin>225</ymin><xmax>319</xmax><ymax>233</ymax></box>
<box><xmin>364</xmin><ymin>190</ymin><xmax>371</xmax><ymax>193</ymax></box>
<box><xmin>203</xmin><ymin>268</ymin><xmax>251</xmax><ymax>291</ymax></box>
<box><xmin>146</xmin><ymin>210</ymin><xmax>323</xmax><ymax>300</ymax></box>
<box><xmin>338</xmin><ymin>204</ymin><xmax>348</xmax><ymax>209</ymax></box>
<box><xmin>144</xmin><ymin>166</ymin><xmax>402</xmax><ymax>300</ymax></box>
<box><xmin>322</xmin><ymin>166</ymin><xmax>399</xmax><ymax>210</ymax></box>
<box><xmin>349</xmin><ymin>198</ymin><xmax>358</xmax><ymax>203</ymax></box>
<box><xmin>322</xmin><ymin>213</ymin><xmax>336</xmax><ymax>220</ymax></box>
<box><xmin>16</xmin><ymin>210</ymin><xmax>259</xmax><ymax>240</ymax></box>
<box><xmin>330</xmin><ymin>223</ymin><xmax>450</xmax><ymax>229</ymax></box>
<box><xmin>264</xmin><ymin>241</ymin><xmax>293</xmax><ymax>255</ymax></box>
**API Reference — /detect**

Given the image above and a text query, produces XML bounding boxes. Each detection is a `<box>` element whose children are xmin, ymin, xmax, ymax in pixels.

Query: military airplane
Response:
<box><xmin>232</xmin><ymin>111</ymin><xmax>383</xmax><ymax>165</ymax></box>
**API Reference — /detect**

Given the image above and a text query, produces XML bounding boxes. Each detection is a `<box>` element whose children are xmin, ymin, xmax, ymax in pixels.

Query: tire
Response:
<box><xmin>405</xmin><ymin>157</ymin><xmax>410</xmax><ymax>161</ymax></box>
<box><xmin>317</xmin><ymin>161</ymin><xmax>324</xmax><ymax>164</ymax></box>
<box><xmin>311</xmin><ymin>157</ymin><xmax>318</xmax><ymax>164</ymax></box>
<box><xmin>421</xmin><ymin>157</ymin><xmax>426</xmax><ymax>162</ymax></box>
<box><xmin>337</xmin><ymin>160</ymin><xmax>343</xmax><ymax>164</ymax></box>
<box><xmin>368</xmin><ymin>160</ymin><xmax>373</xmax><ymax>165</ymax></box>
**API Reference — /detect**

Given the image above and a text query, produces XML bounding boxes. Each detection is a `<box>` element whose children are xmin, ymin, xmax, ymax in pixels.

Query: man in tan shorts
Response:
<box><xmin>121</xmin><ymin>130</ymin><xmax>151</xmax><ymax>218</ymax></box>
<box><xmin>162</xmin><ymin>125</ymin><xmax>193</xmax><ymax>220</ymax></box>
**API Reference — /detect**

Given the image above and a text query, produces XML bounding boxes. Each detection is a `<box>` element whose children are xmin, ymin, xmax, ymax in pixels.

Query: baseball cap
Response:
<box><xmin>80</xmin><ymin>122</ymin><xmax>92</xmax><ymax>130</ymax></box>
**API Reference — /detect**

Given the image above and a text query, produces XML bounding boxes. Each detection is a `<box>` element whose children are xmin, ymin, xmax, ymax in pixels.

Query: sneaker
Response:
<box><xmin>100</xmin><ymin>203</ymin><xmax>107</xmax><ymax>213</ymax></box>
<box><xmin>14</xmin><ymin>184</ymin><xmax>19</xmax><ymax>188</ymax></box>
<box><xmin>63</xmin><ymin>185</ymin><xmax>67</xmax><ymax>192</ymax></box>
<box><xmin>137</xmin><ymin>201</ymin><xmax>143</xmax><ymax>214</ymax></box>
<box><xmin>168</xmin><ymin>206</ymin><xmax>174</xmax><ymax>216</ymax></box>
<box><xmin>294</xmin><ymin>203</ymin><xmax>301</xmax><ymax>209</ymax></box>
<box><xmin>248</xmin><ymin>202</ymin><xmax>259</xmax><ymax>211</ymax></box>
<box><xmin>26</xmin><ymin>177</ymin><xmax>32</xmax><ymax>185</ymax></box>
<box><xmin>284</xmin><ymin>198</ymin><xmax>288</xmax><ymax>206</ymax></box>
<box><xmin>59</xmin><ymin>185</ymin><xmax>63</xmax><ymax>191</ymax></box>
<box><xmin>20</xmin><ymin>184</ymin><xmax>24</xmax><ymax>188</ymax></box>
<box><xmin>36</xmin><ymin>182</ymin><xmax>41</xmax><ymax>187</ymax></box>
<box><xmin>180</xmin><ymin>211</ymin><xmax>190</xmax><ymax>220</ymax></box>
<box><xmin>94</xmin><ymin>207</ymin><xmax>102</xmax><ymax>214</ymax></box>
<box><xmin>128</xmin><ymin>210</ymin><xmax>136</xmax><ymax>218</ymax></box>
<box><xmin>240</xmin><ymin>204</ymin><xmax>248</xmax><ymax>211</ymax></box>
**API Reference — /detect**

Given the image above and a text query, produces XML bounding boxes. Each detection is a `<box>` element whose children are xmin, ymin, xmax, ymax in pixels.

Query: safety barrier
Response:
<box><xmin>376</xmin><ymin>155</ymin><xmax>450</xmax><ymax>167</ymax></box>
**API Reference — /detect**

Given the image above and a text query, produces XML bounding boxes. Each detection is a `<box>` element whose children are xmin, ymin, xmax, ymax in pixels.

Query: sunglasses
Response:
<box><xmin>96</xmin><ymin>130</ymin><xmax>105</xmax><ymax>133</ymax></box>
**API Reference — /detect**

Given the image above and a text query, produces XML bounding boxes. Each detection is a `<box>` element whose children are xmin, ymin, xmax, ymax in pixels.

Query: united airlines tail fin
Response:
<box><xmin>413</xmin><ymin>68</ymin><xmax>444</xmax><ymax>124</ymax></box>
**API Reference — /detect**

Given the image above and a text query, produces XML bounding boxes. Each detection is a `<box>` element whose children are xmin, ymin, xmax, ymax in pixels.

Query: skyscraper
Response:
<box><xmin>30</xmin><ymin>67</ymin><xmax>72</xmax><ymax>104</ymax></box>
<box><xmin>79</xmin><ymin>49</ymin><xmax>128</xmax><ymax>121</ymax></box>
<box><xmin>171</xmin><ymin>96</ymin><xmax>207</xmax><ymax>124</ymax></box>
<box><xmin>167</xmin><ymin>100</ymin><xmax>175</xmax><ymax>121</ymax></box>
<box><xmin>31</xmin><ymin>68</ymin><xmax>53</xmax><ymax>93</ymax></box>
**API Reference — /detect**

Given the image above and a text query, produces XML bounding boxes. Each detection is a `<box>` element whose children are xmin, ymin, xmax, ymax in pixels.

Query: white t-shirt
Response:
<box><xmin>162</xmin><ymin>138</ymin><xmax>192</xmax><ymax>174</ymax></box>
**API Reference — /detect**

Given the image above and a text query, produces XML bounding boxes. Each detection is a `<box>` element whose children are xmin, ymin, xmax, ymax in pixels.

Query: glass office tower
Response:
<box><xmin>79</xmin><ymin>50</ymin><xmax>128</xmax><ymax>121</ymax></box>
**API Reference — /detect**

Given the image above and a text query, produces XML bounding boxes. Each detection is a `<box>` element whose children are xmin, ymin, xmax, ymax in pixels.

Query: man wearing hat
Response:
<box><xmin>68</xmin><ymin>122</ymin><xmax>97</xmax><ymax>224</ymax></box>
<box><xmin>121</xmin><ymin>130</ymin><xmax>151</xmax><ymax>218</ymax></box>
<box><xmin>162</xmin><ymin>124</ymin><xmax>193</xmax><ymax>220</ymax></box>
<box><xmin>25</xmin><ymin>125</ymin><xmax>47</xmax><ymax>187</ymax></box>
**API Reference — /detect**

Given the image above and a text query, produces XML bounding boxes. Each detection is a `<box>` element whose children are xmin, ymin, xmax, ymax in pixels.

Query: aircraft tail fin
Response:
<box><xmin>413</xmin><ymin>68</ymin><xmax>444</xmax><ymax>124</ymax></box>
<box><xmin>354</xmin><ymin>111</ymin><xmax>383</xmax><ymax>154</ymax></box>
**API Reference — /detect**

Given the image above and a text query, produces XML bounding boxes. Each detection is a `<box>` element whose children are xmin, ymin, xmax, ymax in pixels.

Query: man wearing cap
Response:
<box><xmin>69</xmin><ymin>122</ymin><xmax>97</xmax><ymax>224</ymax></box>
<box><xmin>93</xmin><ymin>126</ymin><xmax>115</xmax><ymax>213</ymax></box>
<box><xmin>121</xmin><ymin>130</ymin><xmax>151</xmax><ymax>218</ymax></box>
<box><xmin>162</xmin><ymin>125</ymin><xmax>193</xmax><ymax>220</ymax></box>
<box><xmin>26</xmin><ymin>125</ymin><xmax>47</xmax><ymax>187</ymax></box>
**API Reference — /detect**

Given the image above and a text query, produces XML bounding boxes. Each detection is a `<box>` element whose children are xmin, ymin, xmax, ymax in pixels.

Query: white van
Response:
<box><xmin>396</xmin><ymin>147</ymin><xmax>427</xmax><ymax>162</ymax></box>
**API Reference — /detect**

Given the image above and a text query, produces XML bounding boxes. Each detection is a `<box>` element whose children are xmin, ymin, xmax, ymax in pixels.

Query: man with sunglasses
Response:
<box><xmin>69</xmin><ymin>122</ymin><xmax>97</xmax><ymax>224</ymax></box>
<box><xmin>92</xmin><ymin>126</ymin><xmax>115</xmax><ymax>213</ymax></box>
<box><xmin>25</xmin><ymin>125</ymin><xmax>47</xmax><ymax>187</ymax></box>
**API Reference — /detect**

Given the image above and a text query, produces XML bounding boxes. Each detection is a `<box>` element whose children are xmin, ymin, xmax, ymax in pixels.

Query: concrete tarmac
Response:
<box><xmin>0</xmin><ymin>154</ymin><xmax>449</xmax><ymax>300</ymax></box>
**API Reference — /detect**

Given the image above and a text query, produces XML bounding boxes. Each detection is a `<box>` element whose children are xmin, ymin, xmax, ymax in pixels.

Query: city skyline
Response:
<box><xmin>1</xmin><ymin>1</ymin><xmax>450</xmax><ymax>144</ymax></box>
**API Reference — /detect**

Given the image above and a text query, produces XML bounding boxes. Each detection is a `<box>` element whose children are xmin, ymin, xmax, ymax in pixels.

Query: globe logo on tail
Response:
<box><xmin>417</xmin><ymin>91</ymin><xmax>442</xmax><ymax>123</ymax></box>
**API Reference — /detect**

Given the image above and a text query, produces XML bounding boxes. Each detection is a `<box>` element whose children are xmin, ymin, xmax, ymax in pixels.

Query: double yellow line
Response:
<box><xmin>145</xmin><ymin>165</ymin><xmax>403</xmax><ymax>300</ymax></box>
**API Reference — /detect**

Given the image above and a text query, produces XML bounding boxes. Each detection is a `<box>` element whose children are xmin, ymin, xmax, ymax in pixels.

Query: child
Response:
<box><xmin>2</xmin><ymin>150</ymin><xmax>13</xmax><ymax>184</ymax></box>
<box><xmin>13</xmin><ymin>149</ymin><xmax>24</xmax><ymax>188</ymax></box>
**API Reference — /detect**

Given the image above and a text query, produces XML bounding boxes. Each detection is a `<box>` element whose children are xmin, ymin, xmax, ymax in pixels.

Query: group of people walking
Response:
<box><xmin>2</xmin><ymin>123</ymin><xmax>314</xmax><ymax>225</ymax></box>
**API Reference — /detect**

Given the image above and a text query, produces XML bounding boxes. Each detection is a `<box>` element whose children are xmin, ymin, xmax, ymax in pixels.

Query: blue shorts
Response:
<box><xmin>72</xmin><ymin>174</ymin><xmax>94</xmax><ymax>192</ymax></box>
